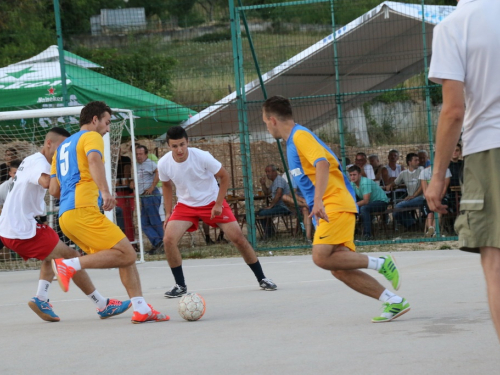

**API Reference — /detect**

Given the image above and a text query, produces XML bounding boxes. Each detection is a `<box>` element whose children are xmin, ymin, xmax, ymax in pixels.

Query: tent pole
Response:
<box><xmin>53</xmin><ymin>0</ymin><xmax>69</xmax><ymax>108</ymax></box>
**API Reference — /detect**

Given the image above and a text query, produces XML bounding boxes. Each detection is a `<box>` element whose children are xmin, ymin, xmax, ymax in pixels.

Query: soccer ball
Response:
<box><xmin>178</xmin><ymin>293</ymin><xmax>206</xmax><ymax>321</ymax></box>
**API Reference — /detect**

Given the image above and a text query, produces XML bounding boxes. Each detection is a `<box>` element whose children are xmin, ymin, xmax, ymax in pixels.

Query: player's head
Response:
<box><xmin>347</xmin><ymin>165</ymin><xmax>362</xmax><ymax>183</ymax></box>
<box><xmin>4</xmin><ymin>147</ymin><xmax>18</xmax><ymax>166</ymax></box>
<box><xmin>262</xmin><ymin>96</ymin><xmax>294</xmax><ymax>139</ymax></box>
<box><xmin>80</xmin><ymin>101</ymin><xmax>112</xmax><ymax>136</ymax></box>
<box><xmin>452</xmin><ymin>143</ymin><xmax>462</xmax><ymax>160</ymax></box>
<box><xmin>388</xmin><ymin>149</ymin><xmax>399</xmax><ymax>163</ymax></box>
<box><xmin>135</xmin><ymin>145</ymin><xmax>149</xmax><ymax>163</ymax></box>
<box><xmin>406</xmin><ymin>152</ymin><xmax>419</xmax><ymax>167</ymax></box>
<box><xmin>264</xmin><ymin>164</ymin><xmax>279</xmax><ymax>181</ymax></box>
<box><xmin>8</xmin><ymin>158</ymin><xmax>22</xmax><ymax>179</ymax></box>
<box><xmin>45</xmin><ymin>127</ymin><xmax>71</xmax><ymax>158</ymax></box>
<box><xmin>166</xmin><ymin>126</ymin><xmax>189</xmax><ymax>163</ymax></box>
<box><xmin>418</xmin><ymin>149</ymin><xmax>428</xmax><ymax>166</ymax></box>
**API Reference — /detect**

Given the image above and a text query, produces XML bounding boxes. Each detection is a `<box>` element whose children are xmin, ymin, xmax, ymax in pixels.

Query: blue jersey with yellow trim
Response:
<box><xmin>51</xmin><ymin>130</ymin><xmax>103</xmax><ymax>215</ymax></box>
<box><xmin>286</xmin><ymin>124</ymin><xmax>358</xmax><ymax>217</ymax></box>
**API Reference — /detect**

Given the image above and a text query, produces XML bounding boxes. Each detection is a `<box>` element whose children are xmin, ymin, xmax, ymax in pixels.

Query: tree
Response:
<box><xmin>0</xmin><ymin>0</ymin><xmax>55</xmax><ymax>66</ymax></box>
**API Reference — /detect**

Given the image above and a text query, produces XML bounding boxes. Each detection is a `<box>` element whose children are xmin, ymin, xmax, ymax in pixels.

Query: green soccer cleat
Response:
<box><xmin>378</xmin><ymin>254</ymin><xmax>401</xmax><ymax>290</ymax></box>
<box><xmin>372</xmin><ymin>298</ymin><xmax>410</xmax><ymax>323</ymax></box>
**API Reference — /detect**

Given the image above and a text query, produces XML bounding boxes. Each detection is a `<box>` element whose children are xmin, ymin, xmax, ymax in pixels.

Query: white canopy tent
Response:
<box><xmin>181</xmin><ymin>1</ymin><xmax>455</xmax><ymax>138</ymax></box>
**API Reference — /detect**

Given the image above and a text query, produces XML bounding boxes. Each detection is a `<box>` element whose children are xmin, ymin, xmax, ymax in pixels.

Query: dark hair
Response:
<box><xmin>345</xmin><ymin>157</ymin><xmax>351</xmax><ymax>165</ymax></box>
<box><xmin>5</xmin><ymin>147</ymin><xmax>17</xmax><ymax>155</ymax></box>
<box><xmin>79</xmin><ymin>101</ymin><xmax>112</xmax><ymax>126</ymax></box>
<box><xmin>356</xmin><ymin>152</ymin><xmax>367</xmax><ymax>159</ymax></box>
<box><xmin>406</xmin><ymin>152</ymin><xmax>418</xmax><ymax>165</ymax></box>
<box><xmin>389</xmin><ymin>149</ymin><xmax>399</xmax><ymax>155</ymax></box>
<box><xmin>456</xmin><ymin>143</ymin><xmax>462</xmax><ymax>150</ymax></box>
<box><xmin>262</xmin><ymin>96</ymin><xmax>293</xmax><ymax>121</ymax></box>
<box><xmin>347</xmin><ymin>165</ymin><xmax>361</xmax><ymax>173</ymax></box>
<box><xmin>166</xmin><ymin>126</ymin><xmax>188</xmax><ymax>143</ymax></box>
<box><xmin>136</xmin><ymin>145</ymin><xmax>149</xmax><ymax>155</ymax></box>
<box><xmin>9</xmin><ymin>159</ymin><xmax>22</xmax><ymax>169</ymax></box>
<box><xmin>48</xmin><ymin>127</ymin><xmax>71</xmax><ymax>138</ymax></box>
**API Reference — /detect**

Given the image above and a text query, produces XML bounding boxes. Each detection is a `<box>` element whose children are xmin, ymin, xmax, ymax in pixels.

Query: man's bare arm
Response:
<box><xmin>88</xmin><ymin>152</ymin><xmax>115</xmax><ymax>211</ymax></box>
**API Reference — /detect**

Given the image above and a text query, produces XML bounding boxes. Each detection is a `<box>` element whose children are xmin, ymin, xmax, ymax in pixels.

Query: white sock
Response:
<box><xmin>131</xmin><ymin>297</ymin><xmax>151</xmax><ymax>314</ymax></box>
<box><xmin>379</xmin><ymin>289</ymin><xmax>403</xmax><ymax>304</ymax></box>
<box><xmin>87</xmin><ymin>290</ymin><xmax>108</xmax><ymax>310</ymax></box>
<box><xmin>62</xmin><ymin>257</ymin><xmax>82</xmax><ymax>271</ymax></box>
<box><xmin>367</xmin><ymin>256</ymin><xmax>384</xmax><ymax>271</ymax></box>
<box><xmin>36</xmin><ymin>280</ymin><xmax>51</xmax><ymax>301</ymax></box>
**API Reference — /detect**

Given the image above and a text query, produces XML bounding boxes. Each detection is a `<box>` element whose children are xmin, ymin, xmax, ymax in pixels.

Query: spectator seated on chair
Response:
<box><xmin>368</xmin><ymin>154</ymin><xmax>388</xmax><ymax>186</ymax></box>
<box><xmin>348</xmin><ymin>165</ymin><xmax>389</xmax><ymax>240</ymax></box>
<box><xmin>282</xmin><ymin>185</ymin><xmax>313</xmax><ymax>240</ymax></box>
<box><xmin>257</xmin><ymin>164</ymin><xmax>290</xmax><ymax>239</ymax></box>
<box><xmin>419</xmin><ymin>165</ymin><xmax>451</xmax><ymax>237</ymax></box>
<box><xmin>385</xmin><ymin>153</ymin><xmax>424</xmax><ymax>231</ymax></box>
<box><xmin>350</xmin><ymin>152</ymin><xmax>376</xmax><ymax>180</ymax></box>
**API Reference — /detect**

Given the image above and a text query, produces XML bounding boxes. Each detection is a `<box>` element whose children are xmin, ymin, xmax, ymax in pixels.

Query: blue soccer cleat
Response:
<box><xmin>28</xmin><ymin>297</ymin><xmax>60</xmax><ymax>322</ymax></box>
<box><xmin>97</xmin><ymin>299</ymin><xmax>132</xmax><ymax>319</ymax></box>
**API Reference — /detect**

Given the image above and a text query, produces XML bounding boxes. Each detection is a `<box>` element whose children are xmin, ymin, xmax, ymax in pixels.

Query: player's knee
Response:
<box><xmin>163</xmin><ymin>234</ymin><xmax>177</xmax><ymax>248</ymax></box>
<box><xmin>312</xmin><ymin>252</ymin><xmax>329</xmax><ymax>270</ymax></box>
<box><xmin>122</xmin><ymin>248</ymin><xmax>136</xmax><ymax>266</ymax></box>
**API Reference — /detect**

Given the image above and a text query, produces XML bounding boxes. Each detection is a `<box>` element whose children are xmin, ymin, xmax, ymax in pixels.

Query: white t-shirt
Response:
<box><xmin>428</xmin><ymin>0</ymin><xmax>500</xmax><ymax>156</ymax></box>
<box><xmin>0</xmin><ymin>153</ymin><xmax>50</xmax><ymax>239</ymax></box>
<box><xmin>387</xmin><ymin>164</ymin><xmax>402</xmax><ymax>178</ymax></box>
<box><xmin>394</xmin><ymin>167</ymin><xmax>423</xmax><ymax>197</ymax></box>
<box><xmin>158</xmin><ymin>147</ymin><xmax>222</xmax><ymax>207</ymax></box>
<box><xmin>419</xmin><ymin>166</ymin><xmax>451</xmax><ymax>184</ymax></box>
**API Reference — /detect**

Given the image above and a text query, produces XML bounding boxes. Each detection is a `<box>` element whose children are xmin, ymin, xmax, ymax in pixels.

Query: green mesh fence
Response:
<box><xmin>0</xmin><ymin>0</ymin><xmax>460</xmax><ymax>260</ymax></box>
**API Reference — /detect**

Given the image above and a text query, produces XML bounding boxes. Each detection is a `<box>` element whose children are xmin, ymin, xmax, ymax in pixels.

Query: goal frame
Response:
<box><xmin>0</xmin><ymin>106</ymin><xmax>146</xmax><ymax>262</ymax></box>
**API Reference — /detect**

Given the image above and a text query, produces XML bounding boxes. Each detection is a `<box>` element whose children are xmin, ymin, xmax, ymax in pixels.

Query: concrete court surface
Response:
<box><xmin>0</xmin><ymin>250</ymin><xmax>499</xmax><ymax>375</ymax></box>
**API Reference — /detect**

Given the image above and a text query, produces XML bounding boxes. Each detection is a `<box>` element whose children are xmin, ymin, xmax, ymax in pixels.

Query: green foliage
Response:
<box><xmin>372</xmin><ymin>86</ymin><xmax>413</xmax><ymax>104</ymax></box>
<box><xmin>0</xmin><ymin>0</ymin><xmax>55</xmax><ymax>66</ymax></box>
<box><xmin>73</xmin><ymin>46</ymin><xmax>177</xmax><ymax>99</ymax></box>
<box><xmin>363</xmin><ymin>102</ymin><xmax>396</xmax><ymax>145</ymax></box>
<box><xmin>318</xmin><ymin>130</ymin><xmax>357</xmax><ymax>147</ymax></box>
<box><xmin>193</xmin><ymin>31</ymin><xmax>232</xmax><ymax>43</ymax></box>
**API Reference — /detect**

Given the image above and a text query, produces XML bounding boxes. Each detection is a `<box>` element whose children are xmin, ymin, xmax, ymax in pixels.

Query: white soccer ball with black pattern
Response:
<box><xmin>178</xmin><ymin>293</ymin><xmax>206</xmax><ymax>321</ymax></box>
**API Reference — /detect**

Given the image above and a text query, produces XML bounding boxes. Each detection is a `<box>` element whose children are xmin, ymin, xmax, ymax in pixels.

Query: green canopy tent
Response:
<box><xmin>0</xmin><ymin>46</ymin><xmax>196</xmax><ymax>140</ymax></box>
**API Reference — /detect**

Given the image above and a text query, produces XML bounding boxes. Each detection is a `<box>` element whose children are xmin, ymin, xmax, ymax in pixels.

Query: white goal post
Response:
<box><xmin>0</xmin><ymin>106</ymin><xmax>146</xmax><ymax>262</ymax></box>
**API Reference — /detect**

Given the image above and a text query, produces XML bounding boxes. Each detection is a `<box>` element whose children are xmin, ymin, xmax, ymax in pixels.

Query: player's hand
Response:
<box><xmin>309</xmin><ymin>200</ymin><xmax>329</xmax><ymax>225</ymax></box>
<box><xmin>426</xmin><ymin>180</ymin><xmax>448</xmax><ymax>214</ymax></box>
<box><xmin>102</xmin><ymin>191</ymin><xmax>116</xmax><ymax>211</ymax></box>
<box><xmin>210</xmin><ymin>203</ymin><xmax>223</xmax><ymax>220</ymax></box>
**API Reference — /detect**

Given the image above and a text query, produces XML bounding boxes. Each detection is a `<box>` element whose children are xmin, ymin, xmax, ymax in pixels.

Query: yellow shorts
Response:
<box><xmin>59</xmin><ymin>206</ymin><xmax>126</xmax><ymax>254</ymax></box>
<box><xmin>313</xmin><ymin>211</ymin><xmax>356</xmax><ymax>252</ymax></box>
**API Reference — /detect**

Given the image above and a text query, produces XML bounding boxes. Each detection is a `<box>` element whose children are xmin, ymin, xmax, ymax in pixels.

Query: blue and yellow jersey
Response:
<box><xmin>51</xmin><ymin>130</ymin><xmax>103</xmax><ymax>216</ymax></box>
<box><xmin>287</xmin><ymin>124</ymin><xmax>358</xmax><ymax>216</ymax></box>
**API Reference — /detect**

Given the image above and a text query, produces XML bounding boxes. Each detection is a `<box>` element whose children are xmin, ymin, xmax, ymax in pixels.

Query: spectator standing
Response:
<box><xmin>0</xmin><ymin>159</ymin><xmax>21</xmax><ymax>208</ymax></box>
<box><xmin>134</xmin><ymin>145</ymin><xmax>164</xmax><ymax>254</ymax></box>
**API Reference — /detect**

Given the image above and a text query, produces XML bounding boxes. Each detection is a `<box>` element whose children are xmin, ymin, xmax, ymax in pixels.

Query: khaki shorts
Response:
<box><xmin>455</xmin><ymin>148</ymin><xmax>500</xmax><ymax>253</ymax></box>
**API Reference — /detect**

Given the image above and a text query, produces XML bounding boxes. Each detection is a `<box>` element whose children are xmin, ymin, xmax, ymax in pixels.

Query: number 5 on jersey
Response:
<box><xmin>59</xmin><ymin>142</ymin><xmax>71</xmax><ymax>177</ymax></box>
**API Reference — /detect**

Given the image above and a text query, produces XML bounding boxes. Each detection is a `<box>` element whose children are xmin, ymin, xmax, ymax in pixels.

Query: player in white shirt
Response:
<box><xmin>0</xmin><ymin>127</ymin><xmax>131</xmax><ymax>322</ymax></box>
<box><xmin>159</xmin><ymin>126</ymin><xmax>277</xmax><ymax>297</ymax></box>
<box><xmin>427</xmin><ymin>0</ymin><xmax>500</xmax><ymax>342</ymax></box>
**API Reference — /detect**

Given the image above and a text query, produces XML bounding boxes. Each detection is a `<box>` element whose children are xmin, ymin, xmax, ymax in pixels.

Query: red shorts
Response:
<box><xmin>0</xmin><ymin>224</ymin><xmax>59</xmax><ymax>261</ymax></box>
<box><xmin>169</xmin><ymin>200</ymin><xmax>236</xmax><ymax>232</ymax></box>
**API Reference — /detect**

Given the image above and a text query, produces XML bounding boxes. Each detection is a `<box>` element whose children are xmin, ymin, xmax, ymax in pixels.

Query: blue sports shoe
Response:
<box><xmin>97</xmin><ymin>299</ymin><xmax>132</xmax><ymax>319</ymax></box>
<box><xmin>28</xmin><ymin>297</ymin><xmax>60</xmax><ymax>322</ymax></box>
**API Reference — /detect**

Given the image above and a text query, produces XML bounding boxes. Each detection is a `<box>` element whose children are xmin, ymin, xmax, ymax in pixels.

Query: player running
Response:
<box><xmin>262</xmin><ymin>96</ymin><xmax>410</xmax><ymax>322</ymax></box>
<box><xmin>49</xmin><ymin>101</ymin><xmax>168</xmax><ymax>324</ymax></box>
<box><xmin>159</xmin><ymin>126</ymin><xmax>276</xmax><ymax>298</ymax></box>
<box><xmin>0</xmin><ymin>127</ymin><xmax>131</xmax><ymax>322</ymax></box>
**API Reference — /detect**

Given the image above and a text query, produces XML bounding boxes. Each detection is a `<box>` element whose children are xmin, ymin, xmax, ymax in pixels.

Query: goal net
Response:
<box><xmin>0</xmin><ymin>106</ymin><xmax>145</xmax><ymax>270</ymax></box>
